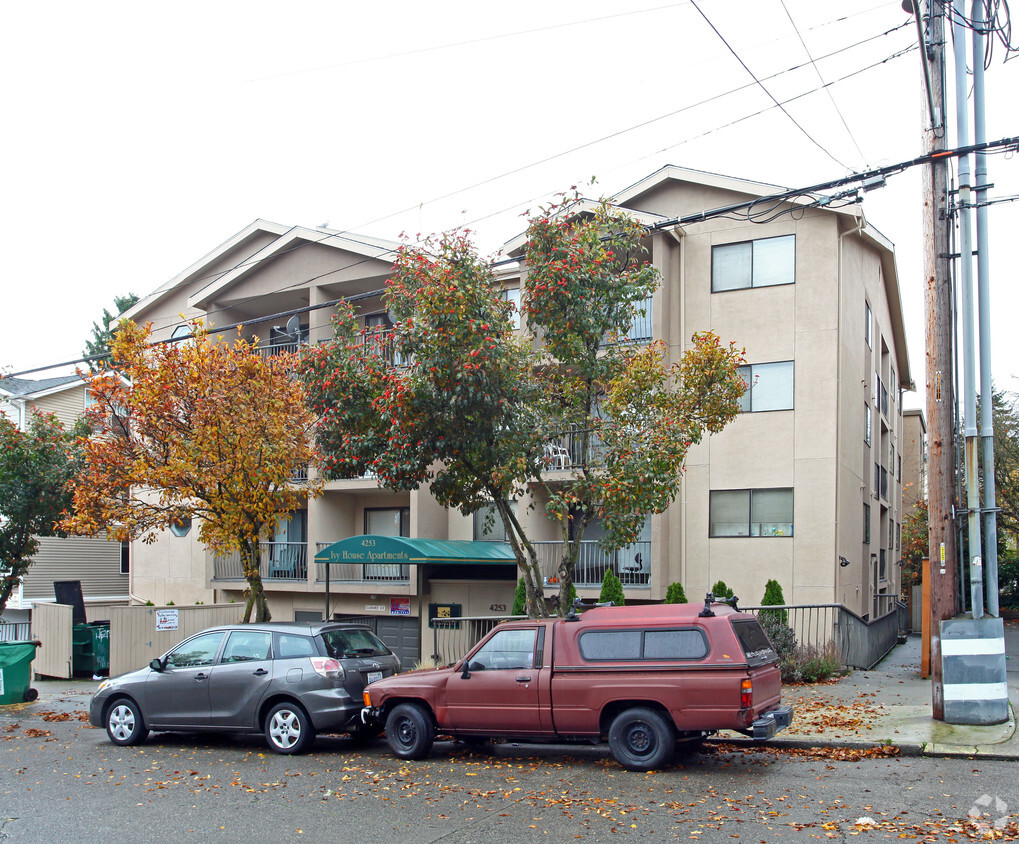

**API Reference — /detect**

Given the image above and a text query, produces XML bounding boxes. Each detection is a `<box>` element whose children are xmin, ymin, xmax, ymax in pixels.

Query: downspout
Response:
<box><xmin>838</xmin><ymin>211</ymin><xmax>865</xmax><ymax>609</ymax></box>
<box><xmin>668</xmin><ymin>227</ymin><xmax>686</xmax><ymax>596</ymax></box>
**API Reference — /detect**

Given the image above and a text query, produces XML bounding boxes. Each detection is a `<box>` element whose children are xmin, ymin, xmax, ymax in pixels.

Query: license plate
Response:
<box><xmin>367</xmin><ymin>671</ymin><xmax>383</xmax><ymax>684</ymax></box>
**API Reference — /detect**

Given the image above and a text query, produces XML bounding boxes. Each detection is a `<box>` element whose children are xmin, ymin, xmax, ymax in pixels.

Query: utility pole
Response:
<box><xmin>914</xmin><ymin>0</ymin><xmax>957</xmax><ymax>720</ymax></box>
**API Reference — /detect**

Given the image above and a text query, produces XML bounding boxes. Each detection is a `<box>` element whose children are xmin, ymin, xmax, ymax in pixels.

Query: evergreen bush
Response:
<box><xmin>512</xmin><ymin>578</ymin><xmax>527</xmax><ymax>616</ymax></box>
<box><xmin>599</xmin><ymin>569</ymin><xmax>625</xmax><ymax>606</ymax></box>
<box><xmin>760</xmin><ymin>579</ymin><xmax>788</xmax><ymax>624</ymax></box>
<box><xmin>710</xmin><ymin>579</ymin><xmax>733</xmax><ymax>600</ymax></box>
<box><xmin>665</xmin><ymin>581</ymin><xmax>687</xmax><ymax>604</ymax></box>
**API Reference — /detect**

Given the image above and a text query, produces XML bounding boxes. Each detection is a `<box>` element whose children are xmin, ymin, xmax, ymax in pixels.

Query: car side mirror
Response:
<box><xmin>460</xmin><ymin>664</ymin><xmax>471</xmax><ymax>679</ymax></box>
<box><xmin>149</xmin><ymin>658</ymin><xmax>164</xmax><ymax>672</ymax></box>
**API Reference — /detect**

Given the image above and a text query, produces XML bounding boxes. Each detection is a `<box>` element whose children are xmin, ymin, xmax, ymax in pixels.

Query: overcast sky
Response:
<box><xmin>2</xmin><ymin>0</ymin><xmax>1016</xmax><ymax>409</ymax></box>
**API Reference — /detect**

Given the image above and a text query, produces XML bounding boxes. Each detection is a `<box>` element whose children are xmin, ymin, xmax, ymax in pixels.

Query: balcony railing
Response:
<box><xmin>531</xmin><ymin>539</ymin><xmax>651</xmax><ymax>587</ymax></box>
<box><xmin>212</xmin><ymin>541</ymin><xmax>308</xmax><ymax>582</ymax></box>
<box><xmin>258</xmin><ymin>340</ymin><xmax>306</xmax><ymax>359</ymax></box>
<box><xmin>543</xmin><ymin>427</ymin><xmax>607</xmax><ymax>472</ymax></box>
<box><xmin>599</xmin><ymin>297</ymin><xmax>653</xmax><ymax>347</ymax></box>
<box><xmin>314</xmin><ymin>543</ymin><xmax>411</xmax><ymax>584</ymax></box>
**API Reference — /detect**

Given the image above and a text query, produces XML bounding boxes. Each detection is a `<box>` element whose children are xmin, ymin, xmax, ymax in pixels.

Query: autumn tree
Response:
<box><xmin>63</xmin><ymin>320</ymin><xmax>321</xmax><ymax>622</ymax></box>
<box><xmin>82</xmin><ymin>292</ymin><xmax>140</xmax><ymax>370</ymax></box>
<box><xmin>900</xmin><ymin>498</ymin><xmax>928</xmax><ymax>590</ymax></box>
<box><xmin>302</xmin><ymin>197</ymin><xmax>745</xmax><ymax>617</ymax></box>
<box><xmin>0</xmin><ymin>410</ymin><xmax>86</xmax><ymax>616</ymax></box>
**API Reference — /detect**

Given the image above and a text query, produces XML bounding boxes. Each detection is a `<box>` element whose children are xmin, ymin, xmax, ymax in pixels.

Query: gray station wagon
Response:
<box><xmin>89</xmin><ymin>621</ymin><xmax>400</xmax><ymax>754</ymax></box>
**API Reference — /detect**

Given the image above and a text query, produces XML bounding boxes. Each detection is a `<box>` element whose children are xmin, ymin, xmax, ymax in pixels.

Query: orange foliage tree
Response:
<box><xmin>62</xmin><ymin>320</ymin><xmax>321</xmax><ymax>622</ymax></box>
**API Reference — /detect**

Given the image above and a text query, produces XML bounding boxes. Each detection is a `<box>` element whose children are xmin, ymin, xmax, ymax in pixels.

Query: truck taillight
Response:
<box><xmin>311</xmin><ymin>657</ymin><xmax>344</xmax><ymax>680</ymax></box>
<box><xmin>740</xmin><ymin>678</ymin><xmax>753</xmax><ymax>709</ymax></box>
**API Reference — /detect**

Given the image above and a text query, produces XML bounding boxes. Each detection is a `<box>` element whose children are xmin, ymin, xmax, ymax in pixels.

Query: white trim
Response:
<box><xmin>942</xmin><ymin>638</ymin><xmax>1006</xmax><ymax>656</ymax></box>
<box><xmin>943</xmin><ymin>682</ymin><xmax>1009</xmax><ymax>701</ymax></box>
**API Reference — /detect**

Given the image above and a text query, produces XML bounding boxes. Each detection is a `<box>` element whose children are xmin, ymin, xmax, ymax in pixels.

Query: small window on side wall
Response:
<box><xmin>712</xmin><ymin>235</ymin><xmax>795</xmax><ymax>292</ymax></box>
<box><xmin>169</xmin><ymin>516</ymin><xmax>192</xmax><ymax>537</ymax></box>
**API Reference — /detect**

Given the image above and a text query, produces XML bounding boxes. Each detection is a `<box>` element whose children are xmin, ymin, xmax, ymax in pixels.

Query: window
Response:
<box><xmin>166</xmin><ymin>631</ymin><xmax>225</xmax><ymax>668</ymax></box>
<box><xmin>709</xmin><ymin>488</ymin><xmax>793</xmax><ymax>537</ymax></box>
<box><xmin>277</xmin><ymin>634</ymin><xmax>316</xmax><ymax>659</ymax></box>
<box><xmin>578</xmin><ymin>629</ymin><xmax>708</xmax><ymax>661</ymax></box>
<box><xmin>467</xmin><ymin>628</ymin><xmax>536</xmax><ymax>670</ymax></box>
<box><xmin>473</xmin><ymin>501</ymin><xmax>516</xmax><ymax>541</ymax></box>
<box><xmin>711</xmin><ymin>235</ymin><xmax>795</xmax><ymax>291</ymax></box>
<box><xmin>737</xmin><ymin>361</ymin><xmax>794</xmax><ymax>412</ymax></box>
<box><xmin>865</xmin><ymin>302</ymin><xmax>873</xmax><ymax>349</ymax></box>
<box><xmin>365</xmin><ymin>507</ymin><xmax>410</xmax><ymax>537</ymax></box>
<box><xmin>222</xmin><ymin>630</ymin><xmax>272</xmax><ymax>662</ymax></box>
<box><xmin>864</xmin><ymin>404</ymin><xmax>872</xmax><ymax>446</ymax></box>
<box><xmin>501</xmin><ymin>287</ymin><xmax>522</xmax><ymax>330</ymax></box>
<box><xmin>120</xmin><ymin>540</ymin><xmax>130</xmax><ymax>575</ymax></box>
<box><xmin>169</xmin><ymin>516</ymin><xmax>192</xmax><ymax>537</ymax></box>
<box><xmin>889</xmin><ymin>519</ymin><xmax>895</xmax><ymax>550</ymax></box>
<box><xmin>863</xmin><ymin>503</ymin><xmax>871</xmax><ymax>544</ymax></box>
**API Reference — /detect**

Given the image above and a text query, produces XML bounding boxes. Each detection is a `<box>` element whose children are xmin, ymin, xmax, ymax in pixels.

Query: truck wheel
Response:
<box><xmin>106</xmin><ymin>698</ymin><xmax>149</xmax><ymax>746</ymax></box>
<box><xmin>265</xmin><ymin>702</ymin><xmax>315</xmax><ymax>755</ymax></box>
<box><xmin>608</xmin><ymin>707</ymin><xmax>675</xmax><ymax>771</ymax></box>
<box><xmin>386</xmin><ymin>703</ymin><xmax>434</xmax><ymax>760</ymax></box>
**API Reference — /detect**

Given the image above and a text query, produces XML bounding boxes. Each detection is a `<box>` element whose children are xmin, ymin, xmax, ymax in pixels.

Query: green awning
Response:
<box><xmin>314</xmin><ymin>535</ymin><xmax>516</xmax><ymax>566</ymax></box>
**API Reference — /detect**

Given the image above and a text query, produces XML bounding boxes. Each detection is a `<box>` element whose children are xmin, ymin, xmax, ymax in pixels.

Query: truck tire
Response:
<box><xmin>608</xmin><ymin>707</ymin><xmax>675</xmax><ymax>771</ymax></box>
<box><xmin>386</xmin><ymin>702</ymin><xmax>435</xmax><ymax>760</ymax></box>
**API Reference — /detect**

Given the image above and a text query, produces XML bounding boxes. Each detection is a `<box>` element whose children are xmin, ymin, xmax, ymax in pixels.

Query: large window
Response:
<box><xmin>737</xmin><ymin>361</ymin><xmax>793</xmax><ymax>412</ymax></box>
<box><xmin>712</xmin><ymin>235</ymin><xmax>795</xmax><ymax>292</ymax></box>
<box><xmin>709</xmin><ymin>488</ymin><xmax>793</xmax><ymax>537</ymax></box>
<box><xmin>473</xmin><ymin>501</ymin><xmax>516</xmax><ymax>541</ymax></box>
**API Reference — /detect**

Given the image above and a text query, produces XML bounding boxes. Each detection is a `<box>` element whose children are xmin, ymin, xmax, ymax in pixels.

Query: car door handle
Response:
<box><xmin>252</xmin><ymin>668</ymin><xmax>268</xmax><ymax>676</ymax></box>
<box><xmin>194</xmin><ymin>673</ymin><xmax>208</xmax><ymax>681</ymax></box>
<box><xmin>515</xmin><ymin>676</ymin><xmax>532</xmax><ymax>683</ymax></box>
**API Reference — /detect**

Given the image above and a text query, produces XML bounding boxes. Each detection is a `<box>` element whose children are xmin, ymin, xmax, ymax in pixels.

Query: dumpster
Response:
<box><xmin>72</xmin><ymin>621</ymin><xmax>110</xmax><ymax>677</ymax></box>
<box><xmin>0</xmin><ymin>640</ymin><xmax>41</xmax><ymax>704</ymax></box>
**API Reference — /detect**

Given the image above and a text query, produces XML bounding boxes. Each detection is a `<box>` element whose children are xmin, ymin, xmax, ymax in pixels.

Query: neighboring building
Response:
<box><xmin>0</xmin><ymin>376</ymin><xmax>130</xmax><ymax>624</ymax></box>
<box><xmin>122</xmin><ymin>166</ymin><xmax>912</xmax><ymax>660</ymax></box>
<box><xmin>901</xmin><ymin>408</ymin><xmax>927</xmax><ymax>512</ymax></box>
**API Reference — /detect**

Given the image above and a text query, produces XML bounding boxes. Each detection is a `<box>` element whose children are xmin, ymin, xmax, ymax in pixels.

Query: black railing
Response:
<box><xmin>531</xmin><ymin>539</ymin><xmax>651</xmax><ymax>587</ymax></box>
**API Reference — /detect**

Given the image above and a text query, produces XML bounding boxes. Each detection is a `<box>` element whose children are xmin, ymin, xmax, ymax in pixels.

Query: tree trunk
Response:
<box><xmin>239</xmin><ymin>538</ymin><xmax>272</xmax><ymax>623</ymax></box>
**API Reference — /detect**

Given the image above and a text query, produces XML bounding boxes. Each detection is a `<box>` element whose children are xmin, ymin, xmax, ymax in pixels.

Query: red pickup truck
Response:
<box><xmin>362</xmin><ymin>599</ymin><xmax>793</xmax><ymax>770</ymax></box>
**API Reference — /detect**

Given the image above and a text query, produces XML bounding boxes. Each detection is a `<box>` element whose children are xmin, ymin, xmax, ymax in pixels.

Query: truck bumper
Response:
<box><xmin>361</xmin><ymin>706</ymin><xmax>382</xmax><ymax>726</ymax></box>
<box><xmin>752</xmin><ymin>704</ymin><xmax>794</xmax><ymax>740</ymax></box>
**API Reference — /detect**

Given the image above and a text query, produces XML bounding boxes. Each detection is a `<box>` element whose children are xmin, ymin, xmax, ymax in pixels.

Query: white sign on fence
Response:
<box><xmin>155</xmin><ymin>609</ymin><xmax>179</xmax><ymax>631</ymax></box>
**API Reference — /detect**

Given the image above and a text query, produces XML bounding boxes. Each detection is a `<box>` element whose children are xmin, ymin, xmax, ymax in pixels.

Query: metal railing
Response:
<box><xmin>0</xmin><ymin>621</ymin><xmax>32</xmax><ymax>641</ymax></box>
<box><xmin>313</xmin><ymin>543</ymin><xmax>410</xmax><ymax>584</ymax></box>
<box><xmin>257</xmin><ymin>340</ymin><xmax>306</xmax><ymax>358</ymax></box>
<box><xmin>212</xmin><ymin>541</ymin><xmax>309</xmax><ymax>582</ymax></box>
<box><xmin>544</xmin><ymin>427</ymin><xmax>608</xmax><ymax>471</ymax></box>
<box><xmin>531</xmin><ymin>539</ymin><xmax>651</xmax><ymax>587</ymax></box>
<box><xmin>431</xmin><ymin>614</ymin><xmax>525</xmax><ymax>664</ymax></box>
<box><xmin>599</xmin><ymin>297</ymin><xmax>653</xmax><ymax>346</ymax></box>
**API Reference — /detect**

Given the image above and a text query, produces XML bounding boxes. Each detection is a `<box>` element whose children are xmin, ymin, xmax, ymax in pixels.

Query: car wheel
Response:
<box><xmin>106</xmin><ymin>698</ymin><xmax>149</xmax><ymax>746</ymax></box>
<box><xmin>265</xmin><ymin>702</ymin><xmax>315</xmax><ymax>755</ymax></box>
<box><xmin>385</xmin><ymin>702</ymin><xmax>434</xmax><ymax>760</ymax></box>
<box><xmin>608</xmin><ymin>707</ymin><xmax>675</xmax><ymax>771</ymax></box>
<box><xmin>22</xmin><ymin>687</ymin><xmax>38</xmax><ymax>703</ymax></box>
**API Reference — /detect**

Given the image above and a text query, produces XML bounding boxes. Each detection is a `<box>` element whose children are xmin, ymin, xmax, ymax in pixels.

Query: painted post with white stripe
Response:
<box><xmin>940</xmin><ymin>616</ymin><xmax>1009</xmax><ymax>725</ymax></box>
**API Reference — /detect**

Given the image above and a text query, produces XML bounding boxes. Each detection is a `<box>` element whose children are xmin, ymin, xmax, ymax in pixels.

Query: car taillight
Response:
<box><xmin>311</xmin><ymin>657</ymin><xmax>344</xmax><ymax>680</ymax></box>
<box><xmin>740</xmin><ymin>678</ymin><xmax>753</xmax><ymax>709</ymax></box>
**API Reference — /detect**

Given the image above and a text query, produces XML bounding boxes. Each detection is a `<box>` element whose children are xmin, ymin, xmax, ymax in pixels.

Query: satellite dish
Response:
<box><xmin>285</xmin><ymin>315</ymin><xmax>301</xmax><ymax>338</ymax></box>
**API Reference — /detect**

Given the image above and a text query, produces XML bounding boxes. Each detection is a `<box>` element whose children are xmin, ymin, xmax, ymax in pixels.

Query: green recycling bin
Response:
<box><xmin>0</xmin><ymin>640</ymin><xmax>41</xmax><ymax>705</ymax></box>
<box><xmin>72</xmin><ymin>622</ymin><xmax>110</xmax><ymax>677</ymax></box>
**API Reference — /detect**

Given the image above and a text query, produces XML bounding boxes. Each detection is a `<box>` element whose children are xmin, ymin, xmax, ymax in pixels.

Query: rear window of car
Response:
<box><xmin>578</xmin><ymin>628</ymin><xmax>708</xmax><ymax>661</ymax></box>
<box><xmin>319</xmin><ymin>628</ymin><xmax>392</xmax><ymax>659</ymax></box>
<box><xmin>731</xmin><ymin>619</ymin><xmax>778</xmax><ymax>666</ymax></box>
<box><xmin>277</xmin><ymin>634</ymin><xmax>317</xmax><ymax>659</ymax></box>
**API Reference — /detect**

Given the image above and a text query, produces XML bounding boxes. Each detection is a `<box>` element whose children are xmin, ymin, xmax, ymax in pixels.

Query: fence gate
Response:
<box><xmin>31</xmin><ymin>602</ymin><xmax>74</xmax><ymax>679</ymax></box>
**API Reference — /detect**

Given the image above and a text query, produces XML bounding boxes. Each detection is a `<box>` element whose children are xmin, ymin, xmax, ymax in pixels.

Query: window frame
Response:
<box><xmin>708</xmin><ymin>488</ymin><xmax>794</xmax><ymax>538</ymax></box>
<box><xmin>737</xmin><ymin>360</ymin><xmax>794</xmax><ymax>412</ymax></box>
<box><xmin>711</xmin><ymin>234</ymin><xmax>795</xmax><ymax>292</ymax></box>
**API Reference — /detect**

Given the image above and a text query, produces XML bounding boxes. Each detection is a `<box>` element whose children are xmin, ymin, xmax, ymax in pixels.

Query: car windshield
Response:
<box><xmin>320</xmin><ymin>628</ymin><xmax>391</xmax><ymax>659</ymax></box>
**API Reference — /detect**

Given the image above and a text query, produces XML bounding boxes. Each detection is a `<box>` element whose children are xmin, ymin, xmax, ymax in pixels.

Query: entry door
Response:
<box><xmin>444</xmin><ymin>627</ymin><xmax>549</xmax><ymax>735</ymax></box>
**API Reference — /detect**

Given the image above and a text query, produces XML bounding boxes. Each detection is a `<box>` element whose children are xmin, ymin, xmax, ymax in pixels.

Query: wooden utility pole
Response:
<box><xmin>921</xmin><ymin>0</ymin><xmax>958</xmax><ymax>720</ymax></box>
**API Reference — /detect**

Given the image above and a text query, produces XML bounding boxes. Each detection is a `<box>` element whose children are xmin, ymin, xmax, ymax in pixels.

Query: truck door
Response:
<box><xmin>445</xmin><ymin>626</ymin><xmax>551</xmax><ymax>735</ymax></box>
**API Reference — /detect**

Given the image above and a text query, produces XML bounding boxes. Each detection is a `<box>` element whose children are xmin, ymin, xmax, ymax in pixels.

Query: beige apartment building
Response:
<box><xmin>121</xmin><ymin>166</ymin><xmax>911</xmax><ymax>662</ymax></box>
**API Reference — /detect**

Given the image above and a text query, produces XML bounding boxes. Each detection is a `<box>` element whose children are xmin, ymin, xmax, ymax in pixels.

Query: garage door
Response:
<box><xmin>332</xmin><ymin>614</ymin><xmax>420</xmax><ymax>668</ymax></box>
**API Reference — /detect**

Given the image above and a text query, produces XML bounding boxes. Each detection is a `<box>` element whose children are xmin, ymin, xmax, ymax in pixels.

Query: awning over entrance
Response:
<box><xmin>313</xmin><ymin>535</ymin><xmax>516</xmax><ymax>566</ymax></box>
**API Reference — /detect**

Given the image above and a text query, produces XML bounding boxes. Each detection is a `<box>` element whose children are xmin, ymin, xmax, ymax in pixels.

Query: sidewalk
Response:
<box><xmin>723</xmin><ymin>621</ymin><xmax>1019</xmax><ymax>760</ymax></box>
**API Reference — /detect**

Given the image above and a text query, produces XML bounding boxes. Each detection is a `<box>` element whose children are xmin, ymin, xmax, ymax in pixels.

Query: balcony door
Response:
<box><xmin>364</xmin><ymin>507</ymin><xmax>410</xmax><ymax>580</ymax></box>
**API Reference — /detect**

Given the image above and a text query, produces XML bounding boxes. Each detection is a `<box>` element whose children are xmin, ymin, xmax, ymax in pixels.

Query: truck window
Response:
<box><xmin>468</xmin><ymin>628</ymin><xmax>536</xmax><ymax>670</ymax></box>
<box><xmin>731</xmin><ymin>619</ymin><xmax>778</xmax><ymax>666</ymax></box>
<box><xmin>578</xmin><ymin>628</ymin><xmax>708</xmax><ymax>661</ymax></box>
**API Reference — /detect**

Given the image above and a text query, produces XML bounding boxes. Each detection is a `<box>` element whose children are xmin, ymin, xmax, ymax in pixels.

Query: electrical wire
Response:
<box><xmin>690</xmin><ymin>0</ymin><xmax>855</xmax><ymax>172</ymax></box>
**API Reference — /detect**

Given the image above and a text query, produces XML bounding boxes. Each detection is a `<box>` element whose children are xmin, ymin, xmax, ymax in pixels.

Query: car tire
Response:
<box><xmin>608</xmin><ymin>707</ymin><xmax>675</xmax><ymax>771</ymax></box>
<box><xmin>106</xmin><ymin>698</ymin><xmax>149</xmax><ymax>747</ymax></box>
<box><xmin>385</xmin><ymin>703</ymin><xmax>434</xmax><ymax>760</ymax></box>
<box><xmin>265</xmin><ymin>702</ymin><xmax>315</xmax><ymax>755</ymax></box>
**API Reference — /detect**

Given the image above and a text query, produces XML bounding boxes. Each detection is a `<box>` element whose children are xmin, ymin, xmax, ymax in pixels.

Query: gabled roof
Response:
<box><xmin>0</xmin><ymin>375</ymin><xmax>82</xmax><ymax>400</ymax></box>
<box><xmin>187</xmin><ymin>224</ymin><xmax>402</xmax><ymax>311</ymax></box>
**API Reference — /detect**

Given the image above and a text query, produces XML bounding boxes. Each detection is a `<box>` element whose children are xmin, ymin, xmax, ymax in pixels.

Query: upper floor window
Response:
<box><xmin>501</xmin><ymin>287</ymin><xmax>522</xmax><ymax>330</ymax></box>
<box><xmin>737</xmin><ymin>361</ymin><xmax>793</xmax><ymax>412</ymax></box>
<box><xmin>711</xmin><ymin>235</ymin><xmax>795</xmax><ymax>292</ymax></box>
<box><xmin>709</xmin><ymin>488</ymin><xmax>793</xmax><ymax>537</ymax></box>
<box><xmin>863</xmin><ymin>503</ymin><xmax>871</xmax><ymax>544</ymax></box>
<box><xmin>864</xmin><ymin>403</ymin><xmax>872</xmax><ymax>446</ymax></box>
<box><xmin>865</xmin><ymin>301</ymin><xmax>873</xmax><ymax>349</ymax></box>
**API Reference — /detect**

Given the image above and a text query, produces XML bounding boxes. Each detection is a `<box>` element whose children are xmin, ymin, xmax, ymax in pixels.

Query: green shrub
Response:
<box><xmin>599</xmin><ymin>569</ymin><xmax>625</xmax><ymax>606</ymax></box>
<box><xmin>780</xmin><ymin>642</ymin><xmax>845</xmax><ymax>684</ymax></box>
<box><xmin>665</xmin><ymin>582</ymin><xmax>687</xmax><ymax>604</ymax></box>
<box><xmin>759</xmin><ymin>611</ymin><xmax>797</xmax><ymax>661</ymax></box>
<box><xmin>1000</xmin><ymin>558</ymin><xmax>1019</xmax><ymax>609</ymax></box>
<box><xmin>760</xmin><ymin>579</ymin><xmax>788</xmax><ymax>624</ymax></box>
<box><xmin>710</xmin><ymin>580</ymin><xmax>733</xmax><ymax>600</ymax></box>
<box><xmin>512</xmin><ymin>578</ymin><xmax>527</xmax><ymax>616</ymax></box>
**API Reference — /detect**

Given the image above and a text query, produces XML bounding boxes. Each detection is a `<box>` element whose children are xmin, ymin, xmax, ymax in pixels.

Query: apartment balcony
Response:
<box><xmin>313</xmin><ymin>543</ymin><xmax>411</xmax><ymax>584</ymax></box>
<box><xmin>258</xmin><ymin>339</ymin><xmax>307</xmax><ymax>359</ymax></box>
<box><xmin>543</xmin><ymin>427</ymin><xmax>607</xmax><ymax>473</ymax></box>
<box><xmin>599</xmin><ymin>297</ymin><xmax>653</xmax><ymax>347</ymax></box>
<box><xmin>531</xmin><ymin>539</ymin><xmax>651</xmax><ymax>588</ymax></box>
<box><xmin>212</xmin><ymin>541</ymin><xmax>309</xmax><ymax>582</ymax></box>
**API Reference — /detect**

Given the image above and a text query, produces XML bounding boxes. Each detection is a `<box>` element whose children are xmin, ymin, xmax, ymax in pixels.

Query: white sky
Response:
<box><xmin>2</xmin><ymin>0</ymin><xmax>1017</xmax><ymax>410</ymax></box>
